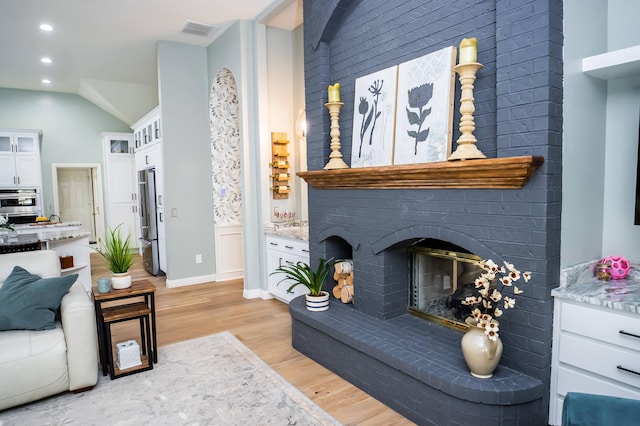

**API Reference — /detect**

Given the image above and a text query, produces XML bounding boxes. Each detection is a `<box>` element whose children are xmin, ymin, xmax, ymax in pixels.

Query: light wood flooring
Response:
<box><xmin>92</xmin><ymin>254</ymin><xmax>415</xmax><ymax>426</ymax></box>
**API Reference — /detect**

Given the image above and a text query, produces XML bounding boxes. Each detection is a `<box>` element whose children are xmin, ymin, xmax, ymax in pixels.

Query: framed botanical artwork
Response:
<box><xmin>393</xmin><ymin>46</ymin><xmax>456</xmax><ymax>164</ymax></box>
<box><xmin>350</xmin><ymin>65</ymin><xmax>398</xmax><ymax>168</ymax></box>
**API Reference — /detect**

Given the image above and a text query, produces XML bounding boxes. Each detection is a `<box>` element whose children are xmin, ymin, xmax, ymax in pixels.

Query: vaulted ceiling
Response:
<box><xmin>0</xmin><ymin>0</ymin><xmax>302</xmax><ymax>124</ymax></box>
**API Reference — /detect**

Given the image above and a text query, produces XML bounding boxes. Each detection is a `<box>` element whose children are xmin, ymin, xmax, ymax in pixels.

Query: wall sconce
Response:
<box><xmin>296</xmin><ymin>108</ymin><xmax>307</xmax><ymax>139</ymax></box>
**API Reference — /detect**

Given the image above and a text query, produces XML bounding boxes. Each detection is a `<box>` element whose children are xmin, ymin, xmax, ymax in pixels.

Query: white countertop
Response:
<box><xmin>5</xmin><ymin>222</ymin><xmax>88</xmax><ymax>244</ymax></box>
<box><xmin>554</xmin><ymin>260</ymin><xmax>640</xmax><ymax>314</ymax></box>
<box><xmin>13</xmin><ymin>221</ymin><xmax>82</xmax><ymax>231</ymax></box>
<box><xmin>264</xmin><ymin>222</ymin><xmax>309</xmax><ymax>241</ymax></box>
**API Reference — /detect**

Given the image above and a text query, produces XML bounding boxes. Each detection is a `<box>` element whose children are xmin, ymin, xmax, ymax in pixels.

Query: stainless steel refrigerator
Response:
<box><xmin>138</xmin><ymin>168</ymin><xmax>163</xmax><ymax>276</ymax></box>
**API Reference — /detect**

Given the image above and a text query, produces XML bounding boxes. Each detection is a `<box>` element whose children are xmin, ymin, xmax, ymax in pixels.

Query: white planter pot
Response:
<box><xmin>305</xmin><ymin>291</ymin><xmax>330</xmax><ymax>312</ymax></box>
<box><xmin>111</xmin><ymin>272</ymin><xmax>132</xmax><ymax>289</ymax></box>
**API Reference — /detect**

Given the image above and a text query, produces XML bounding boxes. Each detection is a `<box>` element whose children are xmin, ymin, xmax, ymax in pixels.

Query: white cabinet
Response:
<box><xmin>266</xmin><ymin>234</ymin><xmax>310</xmax><ymax>303</ymax></box>
<box><xmin>0</xmin><ymin>131</ymin><xmax>41</xmax><ymax>187</ymax></box>
<box><xmin>132</xmin><ymin>106</ymin><xmax>161</xmax><ymax>151</ymax></box>
<box><xmin>549</xmin><ymin>299</ymin><xmax>640</xmax><ymax>425</ymax></box>
<box><xmin>134</xmin><ymin>143</ymin><xmax>162</xmax><ymax>172</ymax></box>
<box><xmin>102</xmin><ymin>133</ymin><xmax>139</xmax><ymax>249</ymax></box>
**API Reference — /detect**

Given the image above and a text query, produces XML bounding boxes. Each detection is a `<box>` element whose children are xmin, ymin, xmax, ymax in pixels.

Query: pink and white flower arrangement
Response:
<box><xmin>461</xmin><ymin>259</ymin><xmax>531</xmax><ymax>341</ymax></box>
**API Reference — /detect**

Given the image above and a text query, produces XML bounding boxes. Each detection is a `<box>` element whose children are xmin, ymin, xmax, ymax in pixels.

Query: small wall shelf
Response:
<box><xmin>271</xmin><ymin>132</ymin><xmax>290</xmax><ymax>199</ymax></box>
<box><xmin>582</xmin><ymin>45</ymin><xmax>640</xmax><ymax>80</ymax></box>
<box><xmin>297</xmin><ymin>156</ymin><xmax>544</xmax><ymax>189</ymax></box>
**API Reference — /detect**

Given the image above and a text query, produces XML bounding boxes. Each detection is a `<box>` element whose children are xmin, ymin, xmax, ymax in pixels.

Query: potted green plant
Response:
<box><xmin>93</xmin><ymin>224</ymin><xmax>135</xmax><ymax>289</ymax></box>
<box><xmin>272</xmin><ymin>257</ymin><xmax>333</xmax><ymax>311</ymax></box>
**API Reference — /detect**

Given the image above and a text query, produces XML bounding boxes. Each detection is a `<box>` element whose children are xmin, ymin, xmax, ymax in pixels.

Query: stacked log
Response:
<box><xmin>332</xmin><ymin>260</ymin><xmax>354</xmax><ymax>303</ymax></box>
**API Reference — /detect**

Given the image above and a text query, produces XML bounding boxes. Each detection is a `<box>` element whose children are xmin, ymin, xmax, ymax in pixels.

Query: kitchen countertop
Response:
<box><xmin>553</xmin><ymin>260</ymin><xmax>640</xmax><ymax>314</ymax></box>
<box><xmin>264</xmin><ymin>222</ymin><xmax>309</xmax><ymax>241</ymax></box>
<box><xmin>12</xmin><ymin>221</ymin><xmax>82</xmax><ymax>231</ymax></box>
<box><xmin>0</xmin><ymin>230</ymin><xmax>90</xmax><ymax>245</ymax></box>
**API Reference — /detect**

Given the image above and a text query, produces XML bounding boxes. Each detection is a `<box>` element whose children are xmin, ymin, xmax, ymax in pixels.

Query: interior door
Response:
<box><xmin>58</xmin><ymin>169</ymin><xmax>96</xmax><ymax>240</ymax></box>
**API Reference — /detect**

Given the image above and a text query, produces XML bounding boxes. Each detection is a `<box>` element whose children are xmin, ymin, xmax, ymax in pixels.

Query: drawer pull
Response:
<box><xmin>284</xmin><ymin>245</ymin><xmax>294</xmax><ymax>249</ymax></box>
<box><xmin>619</xmin><ymin>330</ymin><xmax>640</xmax><ymax>340</ymax></box>
<box><xmin>269</xmin><ymin>242</ymin><xmax>278</xmax><ymax>246</ymax></box>
<box><xmin>284</xmin><ymin>260</ymin><xmax>295</xmax><ymax>265</ymax></box>
<box><xmin>302</xmin><ymin>249</ymin><xmax>310</xmax><ymax>253</ymax></box>
<box><xmin>617</xmin><ymin>365</ymin><xmax>640</xmax><ymax>376</ymax></box>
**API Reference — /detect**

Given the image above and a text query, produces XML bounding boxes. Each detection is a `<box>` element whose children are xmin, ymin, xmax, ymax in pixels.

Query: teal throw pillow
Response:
<box><xmin>0</xmin><ymin>266</ymin><xmax>78</xmax><ymax>331</ymax></box>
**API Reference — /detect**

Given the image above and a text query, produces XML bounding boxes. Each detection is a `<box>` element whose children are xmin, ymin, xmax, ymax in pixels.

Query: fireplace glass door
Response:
<box><xmin>409</xmin><ymin>247</ymin><xmax>482</xmax><ymax>329</ymax></box>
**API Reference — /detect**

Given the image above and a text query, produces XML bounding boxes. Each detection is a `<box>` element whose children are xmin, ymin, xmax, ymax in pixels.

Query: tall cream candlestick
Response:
<box><xmin>323</xmin><ymin>101</ymin><xmax>349</xmax><ymax>170</ymax></box>
<box><xmin>448</xmin><ymin>62</ymin><xmax>486</xmax><ymax>161</ymax></box>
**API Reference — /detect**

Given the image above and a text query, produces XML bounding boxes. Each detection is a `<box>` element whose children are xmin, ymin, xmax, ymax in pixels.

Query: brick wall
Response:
<box><xmin>300</xmin><ymin>0</ymin><xmax>563</xmax><ymax>423</ymax></box>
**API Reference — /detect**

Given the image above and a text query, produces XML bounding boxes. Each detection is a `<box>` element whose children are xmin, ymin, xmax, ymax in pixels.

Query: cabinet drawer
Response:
<box><xmin>265</xmin><ymin>235</ymin><xmax>309</xmax><ymax>257</ymax></box>
<box><xmin>559</xmin><ymin>333</ymin><xmax>640</xmax><ymax>389</ymax></box>
<box><xmin>556</xmin><ymin>364</ymin><xmax>640</xmax><ymax>399</ymax></box>
<box><xmin>560</xmin><ymin>302</ymin><xmax>640</xmax><ymax>352</ymax></box>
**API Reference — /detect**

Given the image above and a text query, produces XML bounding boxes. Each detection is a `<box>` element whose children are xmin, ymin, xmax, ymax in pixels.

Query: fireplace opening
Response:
<box><xmin>408</xmin><ymin>241</ymin><xmax>483</xmax><ymax>330</ymax></box>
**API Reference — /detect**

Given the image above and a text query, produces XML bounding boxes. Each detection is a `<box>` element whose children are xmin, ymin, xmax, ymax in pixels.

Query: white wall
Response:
<box><xmin>266</xmin><ymin>26</ymin><xmax>297</xmax><ymax>220</ymax></box>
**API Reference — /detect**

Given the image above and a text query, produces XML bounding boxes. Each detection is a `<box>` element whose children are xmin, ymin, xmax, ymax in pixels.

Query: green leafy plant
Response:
<box><xmin>0</xmin><ymin>214</ymin><xmax>13</xmax><ymax>231</ymax></box>
<box><xmin>271</xmin><ymin>257</ymin><xmax>333</xmax><ymax>296</ymax></box>
<box><xmin>92</xmin><ymin>224</ymin><xmax>135</xmax><ymax>274</ymax></box>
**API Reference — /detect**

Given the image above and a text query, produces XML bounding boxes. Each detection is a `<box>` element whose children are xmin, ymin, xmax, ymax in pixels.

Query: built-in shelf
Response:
<box><xmin>582</xmin><ymin>45</ymin><xmax>640</xmax><ymax>80</ymax></box>
<box><xmin>297</xmin><ymin>156</ymin><xmax>544</xmax><ymax>189</ymax></box>
<box><xmin>61</xmin><ymin>263</ymin><xmax>89</xmax><ymax>274</ymax></box>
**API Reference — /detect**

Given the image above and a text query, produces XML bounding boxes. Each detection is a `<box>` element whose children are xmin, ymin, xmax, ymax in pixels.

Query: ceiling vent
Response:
<box><xmin>181</xmin><ymin>21</ymin><xmax>217</xmax><ymax>37</ymax></box>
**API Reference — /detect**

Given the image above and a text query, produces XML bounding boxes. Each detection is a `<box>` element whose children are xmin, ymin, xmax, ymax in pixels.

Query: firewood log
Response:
<box><xmin>341</xmin><ymin>285</ymin><xmax>353</xmax><ymax>303</ymax></box>
<box><xmin>332</xmin><ymin>285</ymin><xmax>341</xmax><ymax>299</ymax></box>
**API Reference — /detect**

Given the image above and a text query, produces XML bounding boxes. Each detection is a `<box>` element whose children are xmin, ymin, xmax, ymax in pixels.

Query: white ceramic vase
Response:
<box><xmin>111</xmin><ymin>272</ymin><xmax>132</xmax><ymax>289</ymax></box>
<box><xmin>461</xmin><ymin>322</ymin><xmax>503</xmax><ymax>378</ymax></box>
<box><xmin>305</xmin><ymin>291</ymin><xmax>330</xmax><ymax>312</ymax></box>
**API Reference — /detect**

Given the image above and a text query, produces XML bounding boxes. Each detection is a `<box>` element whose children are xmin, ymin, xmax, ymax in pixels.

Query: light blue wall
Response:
<box><xmin>601</xmin><ymin>0</ymin><xmax>640</xmax><ymax>259</ymax></box>
<box><xmin>157</xmin><ymin>41</ymin><xmax>214</xmax><ymax>281</ymax></box>
<box><xmin>562</xmin><ymin>0</ymin><xmax>640</xmax><ymax>267</ymax></box>
<box><xmin>608</xmin><ymin>0</ymin><xmax>640</xmax><ymax>51</ymax></box>
<box><xmin>0</xmin><ymin>88</ymin><xmax>130</xmax><ymax>217</ymax></box>
<box><xmin>561</xmin><ymin>1</ymin><xmax>608</xmax><ymax>267</ymax></box>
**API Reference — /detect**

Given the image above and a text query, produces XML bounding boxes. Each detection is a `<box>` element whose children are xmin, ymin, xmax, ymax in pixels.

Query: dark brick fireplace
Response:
<box><xmin>295</xmin><ymin>1</ymin><xmax>562</xmax><ymax>425</ymax></box>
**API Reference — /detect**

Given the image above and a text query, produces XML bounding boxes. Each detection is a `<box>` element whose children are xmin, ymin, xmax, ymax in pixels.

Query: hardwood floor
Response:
<box><xmin>92</xmin><ymin>254</ymin><xmax>415</xmax><ymax>426</ymax></box>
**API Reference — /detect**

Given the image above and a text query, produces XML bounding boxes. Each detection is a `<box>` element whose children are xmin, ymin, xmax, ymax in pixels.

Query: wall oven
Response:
<box><xmin>0</xmin><ymin>188</ymin><xmax>42</xmax><ymax>224</ymax></box>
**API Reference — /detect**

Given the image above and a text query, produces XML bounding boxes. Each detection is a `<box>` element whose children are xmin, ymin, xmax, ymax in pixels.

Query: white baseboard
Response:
<box><xmin>243</xmin><ymin>288</ymin><xmax>274</xmax><ymax>300</ymax></box>
<box><xmin>166</xmin><ymin>274</ymin><xmax>216</xmax><ymax>288</ymax></box>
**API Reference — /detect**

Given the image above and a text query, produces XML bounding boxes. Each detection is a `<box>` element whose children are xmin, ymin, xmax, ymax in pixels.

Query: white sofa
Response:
<box><xmin>0</xmin><ymin>250</ymin><xmax>98</xmax><ymax>411</ymax></box>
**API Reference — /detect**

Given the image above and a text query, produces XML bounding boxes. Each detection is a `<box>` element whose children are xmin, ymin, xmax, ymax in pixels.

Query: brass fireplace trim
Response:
<box><xmin>408</xmin><ymin>247</ymin><xmax>482</xmax><ymax>331</ymax></box>
<box><xmin>297</xmin><ymin>155</ymin><xmax>544</xmax><ymax>189</ymax></box>
<box><xmin>408</xmin><ymin>307</ymin><xmax>470</xmax><ymax>331</ymax></box>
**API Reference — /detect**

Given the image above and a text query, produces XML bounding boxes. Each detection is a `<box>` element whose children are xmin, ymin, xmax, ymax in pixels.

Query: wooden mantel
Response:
<box><xmin>297</xmin><ymin>156</ymin><xmax>544</xmax><ymax>189</ymax></box>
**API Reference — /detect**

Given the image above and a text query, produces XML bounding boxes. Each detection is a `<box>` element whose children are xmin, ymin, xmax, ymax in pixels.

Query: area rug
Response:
<box><xmin>0</xmin><ymin>331</ymin><xmax>341</xmax><ymax>425</ymax></box>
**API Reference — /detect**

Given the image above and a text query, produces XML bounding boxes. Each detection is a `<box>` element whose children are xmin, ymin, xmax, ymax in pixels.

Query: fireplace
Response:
<box><xmin>296</xmin><ymin>1</ymin><xmax>562</xmax><ymax>424</ymax></box>
<box><xmin>408</xmin><ymin>243</ymin><xmax>483</xmax><ymax>330</ymax></box>
<box><xmin>290</xmin><ymin>233</ymin><xmax>548</xmax><ymax>425</ymax></box>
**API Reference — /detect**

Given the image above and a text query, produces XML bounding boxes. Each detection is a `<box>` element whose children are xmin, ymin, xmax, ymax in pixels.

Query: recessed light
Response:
<box><xmin>42</xmin><ymin>79</ymin><xmax>52</xmax><ymax>85</ymax></box>
<box><xmin>41</xmin><ymin>57</ymin><xmax>52</xmax><ymax>64</ymax></box>
<box><xmin>40</xmin><ymin>23</ymin><xmax>53</xmax><ymax>32</ymax></box>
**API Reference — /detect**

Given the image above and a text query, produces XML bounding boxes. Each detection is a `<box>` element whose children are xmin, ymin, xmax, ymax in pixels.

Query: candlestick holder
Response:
<box><xmin>448</xmin><ymin>62</ymin><xmax>486</xmax><ymax>161</ymax></box>
<box><xmin>323</xmin><ymin>101</ymin><xmax>349</xmax><ymax>170</ymax></box>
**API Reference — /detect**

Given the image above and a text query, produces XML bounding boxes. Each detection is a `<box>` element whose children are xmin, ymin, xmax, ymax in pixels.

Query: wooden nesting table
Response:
<box><xmin>92</xmin><ymin>279</ymin><xmax>157</xmax><ymax>379</ymax></box>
